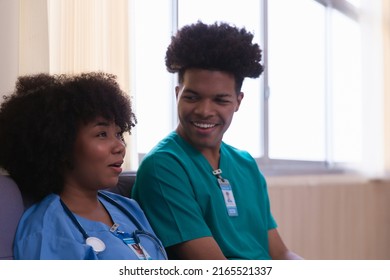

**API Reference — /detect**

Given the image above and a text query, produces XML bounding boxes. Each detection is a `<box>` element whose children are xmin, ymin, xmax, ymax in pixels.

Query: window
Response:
<box><xmin>130</xmin><ymin>0</ymin><xmax>379</xmax><ymax>175</ymax></box>
<box><xmin>129</xmin><ymin>0</ymin><xmax>174</xmax><ymax>167</ymax></box>
<box><xmin>266</xmin><ymin>0</ymin><xmax>363</xmax><ymax>168</ymax></box>
<box><xmin>268</xmin><ymin>0</ymin><xmax>327</xmax><ymax>162</ymax></box>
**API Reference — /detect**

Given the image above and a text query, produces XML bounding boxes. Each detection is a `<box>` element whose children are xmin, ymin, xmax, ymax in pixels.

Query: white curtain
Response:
<box><xmin>357</xmin><ymin>0</ymin><xmax>390</xmax><ymax>178</ymax></box>
<box><xmin>47</xmin><ymin>0</ymin><xmax>130</xmax><ymax>89</ymax></box>
<box><xmin>19</xmin><ymin>0</ymin><xmax>134</xmax><ymax>170</ymax></box>
<box><xmin>383</xmin><ymin>0</ymin><xmax>390</xmax><ymax>173</ymax></box>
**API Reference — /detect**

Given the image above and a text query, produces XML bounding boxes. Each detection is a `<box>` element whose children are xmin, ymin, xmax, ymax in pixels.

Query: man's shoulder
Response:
<box><xmin>221</xmin><ymin>142</ymin><xmax>255</xmax><ymax>161</ymax></box>
<box><xmin>221</xmin><ymin>142</ymin><xmax>263</xmax><ymax>178</ymax></box>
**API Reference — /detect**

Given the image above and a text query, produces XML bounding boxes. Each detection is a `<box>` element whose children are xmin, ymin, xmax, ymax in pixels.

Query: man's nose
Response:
<box><xmin>194</xmin><ymin>100</ymin><xmax>214</xmax><ymax>117</ymax></box>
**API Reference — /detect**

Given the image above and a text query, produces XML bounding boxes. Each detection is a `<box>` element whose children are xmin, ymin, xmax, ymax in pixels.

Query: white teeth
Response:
<box><xmin>193</xmin><ymin>122</ymin><xmax>216</xmax><ymax>128</ymax></box>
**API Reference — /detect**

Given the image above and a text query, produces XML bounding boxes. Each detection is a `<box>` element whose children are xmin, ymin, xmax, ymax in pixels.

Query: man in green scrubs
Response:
<box><xmin>132</xmin><ymin>21</ymin><xmax>302</xmax><ymax>260</ymax></box>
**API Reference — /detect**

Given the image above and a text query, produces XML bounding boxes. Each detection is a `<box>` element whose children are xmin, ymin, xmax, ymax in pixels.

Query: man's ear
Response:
<box><xmin>235</xmin><ymin>92</ymin><xmax>244</xmax><ymax>112</ymax></box>
<box><xmin>175</xmin><ymin>86</ymin><xmax>180</xmax><ymax>99</ymax></box>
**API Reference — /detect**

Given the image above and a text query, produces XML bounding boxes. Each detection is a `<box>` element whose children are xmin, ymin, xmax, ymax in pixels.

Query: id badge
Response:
<box><xmin>217</xmin><ymin>178</ymin><xmax>238</xmax><ymax>217</ymax></box>
<box><xmin>121</xmin><ymin>233</ymin><xmax>152</xmax><ymax>260</ymax></box>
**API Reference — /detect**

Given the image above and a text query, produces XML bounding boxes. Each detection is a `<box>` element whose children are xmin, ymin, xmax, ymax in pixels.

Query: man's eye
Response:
<box><xmin>183</xmin><ymin>95</ymin><xmax>198</xmax><ymax>101</ymax></box>
<box><xmin>216</xmin><ymin>99</ymin><xmax>230</xmax><ymax>104</ymax></box>
<box><xmin>97</xmin><ymin>132</ymin><xmax>107</xmax><ymax>137</ymax></box>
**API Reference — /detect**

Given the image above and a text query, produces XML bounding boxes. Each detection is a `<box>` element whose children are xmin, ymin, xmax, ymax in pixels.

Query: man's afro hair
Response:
<box><xmin>165</xmin><ymin>21</ymin><xmax>264</xmax><ymax>79</ymax></box>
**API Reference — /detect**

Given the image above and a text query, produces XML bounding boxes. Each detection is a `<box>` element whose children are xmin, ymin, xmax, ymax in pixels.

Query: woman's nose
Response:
<box><xmin>112</xmin><ymin>137</ymin><xmax>126</xmax><ymax>155</ymax></box>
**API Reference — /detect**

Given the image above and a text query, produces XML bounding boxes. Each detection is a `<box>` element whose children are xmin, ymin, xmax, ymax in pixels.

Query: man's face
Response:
<box><xmin>175</xmin><ymin>69</ymin><xmax>243</xmax><ymax>154</ymax></box>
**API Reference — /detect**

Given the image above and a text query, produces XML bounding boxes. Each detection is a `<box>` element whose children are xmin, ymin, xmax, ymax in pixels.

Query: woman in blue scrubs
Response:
<box><xmin>0</xmin><ymin>73</ymin><xmax>166</xmax><ymax>260</ymax></box>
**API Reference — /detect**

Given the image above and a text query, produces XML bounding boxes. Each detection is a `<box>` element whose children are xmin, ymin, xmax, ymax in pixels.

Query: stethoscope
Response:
<box><xmin>60</xmin><ymin>191</ymin><xmax>167</xmax><ymax>259</ymax></box>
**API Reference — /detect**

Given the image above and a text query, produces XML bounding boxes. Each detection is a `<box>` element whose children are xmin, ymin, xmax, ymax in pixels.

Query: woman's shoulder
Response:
<box><xmin>22</xmin><ymin>193</ymin><xmax>62</xmax><ymax>218</ymax></box>
<box><xmin>98</xmin><ymin>191</ymin><xmax>152</xmax><ymax>227</ymax></box>
<box><xmin>15</xmin><ymin>194</ymin><xmax>64</xmax><ymax>235</ymax></box>
<box><xmin>99</xmin><ymin>191</ymin><xmax>141</xmax><ymax>210</ymax></box>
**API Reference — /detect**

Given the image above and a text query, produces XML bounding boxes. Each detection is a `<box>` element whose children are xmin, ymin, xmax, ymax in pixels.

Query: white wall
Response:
<box><xmin>0</xmin><ymin>0</ymin><xmax>19</xmax><ymax>98</ymax></box>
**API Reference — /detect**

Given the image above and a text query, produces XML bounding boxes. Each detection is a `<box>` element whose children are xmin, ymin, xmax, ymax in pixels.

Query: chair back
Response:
<box><xmin>0</xmin><ymin>175</ymin><xmax>24</xmax><ymax>259</ymax></box>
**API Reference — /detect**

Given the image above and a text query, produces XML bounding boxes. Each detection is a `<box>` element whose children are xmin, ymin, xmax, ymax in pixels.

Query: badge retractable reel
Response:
<box><xmin>212</xmin><ymin>169</ymin><xmax>238</xmax><ymax>217</ymax></box>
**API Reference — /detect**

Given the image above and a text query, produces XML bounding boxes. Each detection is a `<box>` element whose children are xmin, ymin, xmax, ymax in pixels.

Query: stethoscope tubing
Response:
<box><xmin>60</xmin><ymin>191</ymin><xmax>167</xmax><ymax>259</ymax></box>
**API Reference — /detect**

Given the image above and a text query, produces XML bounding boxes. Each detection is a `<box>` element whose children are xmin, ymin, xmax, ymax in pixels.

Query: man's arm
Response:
<box><xmin>166</xmin><ymin>237</ymin><xmax>227</xmax><ymax>260</ymax></box>
<box><xmin>165</xmin><ymin>229</ymin><xmax>303</xmax><ymax>260</ymax></box>
<box><xmin>268</xmin><ymin>228</ymin><xmax>303</xmax><ymax>260</ymax></box>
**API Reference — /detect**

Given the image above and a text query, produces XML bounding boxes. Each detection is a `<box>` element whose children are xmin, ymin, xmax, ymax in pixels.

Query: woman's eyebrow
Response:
<box><xmin>93</xmin><ymin>121</ymin><xmax>110</xmax><ymax>127</ymax></box>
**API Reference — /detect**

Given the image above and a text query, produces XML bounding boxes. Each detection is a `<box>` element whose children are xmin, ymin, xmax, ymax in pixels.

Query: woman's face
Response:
<box><xmin>65</xmin><ymin>117</ymin><xmax>126</xmax><ymax>191</ymax></box>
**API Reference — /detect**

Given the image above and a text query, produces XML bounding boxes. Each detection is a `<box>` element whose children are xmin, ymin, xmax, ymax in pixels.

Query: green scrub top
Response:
<box><xmin>132</xmin><ymin>132</ymin><xmax>277</xmax><ymax>260</ymax></box>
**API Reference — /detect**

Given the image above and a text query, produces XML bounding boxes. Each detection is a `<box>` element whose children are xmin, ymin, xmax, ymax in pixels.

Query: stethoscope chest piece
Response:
<box><xmin>86</xmin><ymin>236</ymin><xmax>106</xmax><ymax>253</ymax></box>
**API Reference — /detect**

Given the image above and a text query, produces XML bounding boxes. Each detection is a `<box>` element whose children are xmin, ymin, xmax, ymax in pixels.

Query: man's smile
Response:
<box><xmin>192</xmin><ymin>121</ymin><xmax>218</xmax><ymax>129</ymax></box>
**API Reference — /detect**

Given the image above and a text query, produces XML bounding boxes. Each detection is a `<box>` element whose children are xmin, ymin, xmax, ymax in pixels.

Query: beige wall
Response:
<box><xmin>0</xmin><ymin>0</ymin><xmax>19</xmax><ymax>98</ymax></box>
<box><xmin>18</xmin><ymin>0</ymin><xmax>50</xmax><ymax>76</ymax></box>
<box><xmin>268</xmin><ymin>174</ymin><xmax>390</xmax><ymax>259</ymax></box>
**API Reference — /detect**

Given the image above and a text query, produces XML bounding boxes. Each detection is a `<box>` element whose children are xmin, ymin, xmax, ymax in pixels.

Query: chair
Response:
<box><xmin>0</xmin><ymin>175</ymin><xmax>24</xmax><ymax>260</ymax></box>
<box><xmin>107</xmin><ymin>170</ymin><xmax>137</xmax><ymax>197</ymax></box>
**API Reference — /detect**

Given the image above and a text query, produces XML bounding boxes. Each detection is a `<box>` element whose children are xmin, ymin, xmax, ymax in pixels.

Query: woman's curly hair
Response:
<box><xmin>165</xmin><ymin>21</ymin><xmax>264</xmax><ymax>92</ymax></box>
<box><xmin>0</xmin><ymin>72</ymin><xmax>136</xmax><ymax>202</ymax></box>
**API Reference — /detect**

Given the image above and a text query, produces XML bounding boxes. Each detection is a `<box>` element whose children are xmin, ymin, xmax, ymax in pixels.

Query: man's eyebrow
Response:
<box><xmin>182</xmin><ymin>88</ymin><xmax>199</xmax><ymax>95</ymax></box>
<box><xmin>183</xmin><ymin>89</ymin><xmax>232</xmax><ymax>97</ymax></box>
<box><xmin>215</xmin><ymin>93</ymin><xmax>231</xmax><ymax>97</ymax></box>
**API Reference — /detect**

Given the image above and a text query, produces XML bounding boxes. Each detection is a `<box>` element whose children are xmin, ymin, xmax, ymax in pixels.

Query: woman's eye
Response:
<box><xmin>97</xmin><ymin>132</ymin><xmax>107</xmax><ymax>137</ymax></box>
<box><xmin>116</xmin><ymin>132</ymin><xmax>124</xmax><ymax>140</ymax></box>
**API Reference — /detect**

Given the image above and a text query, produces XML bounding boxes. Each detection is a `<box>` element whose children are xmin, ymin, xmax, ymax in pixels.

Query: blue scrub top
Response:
<box><xmin>13</xmin><ymin>191</ymin><xmax>166</xmax><ymax>260</ymax></box>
